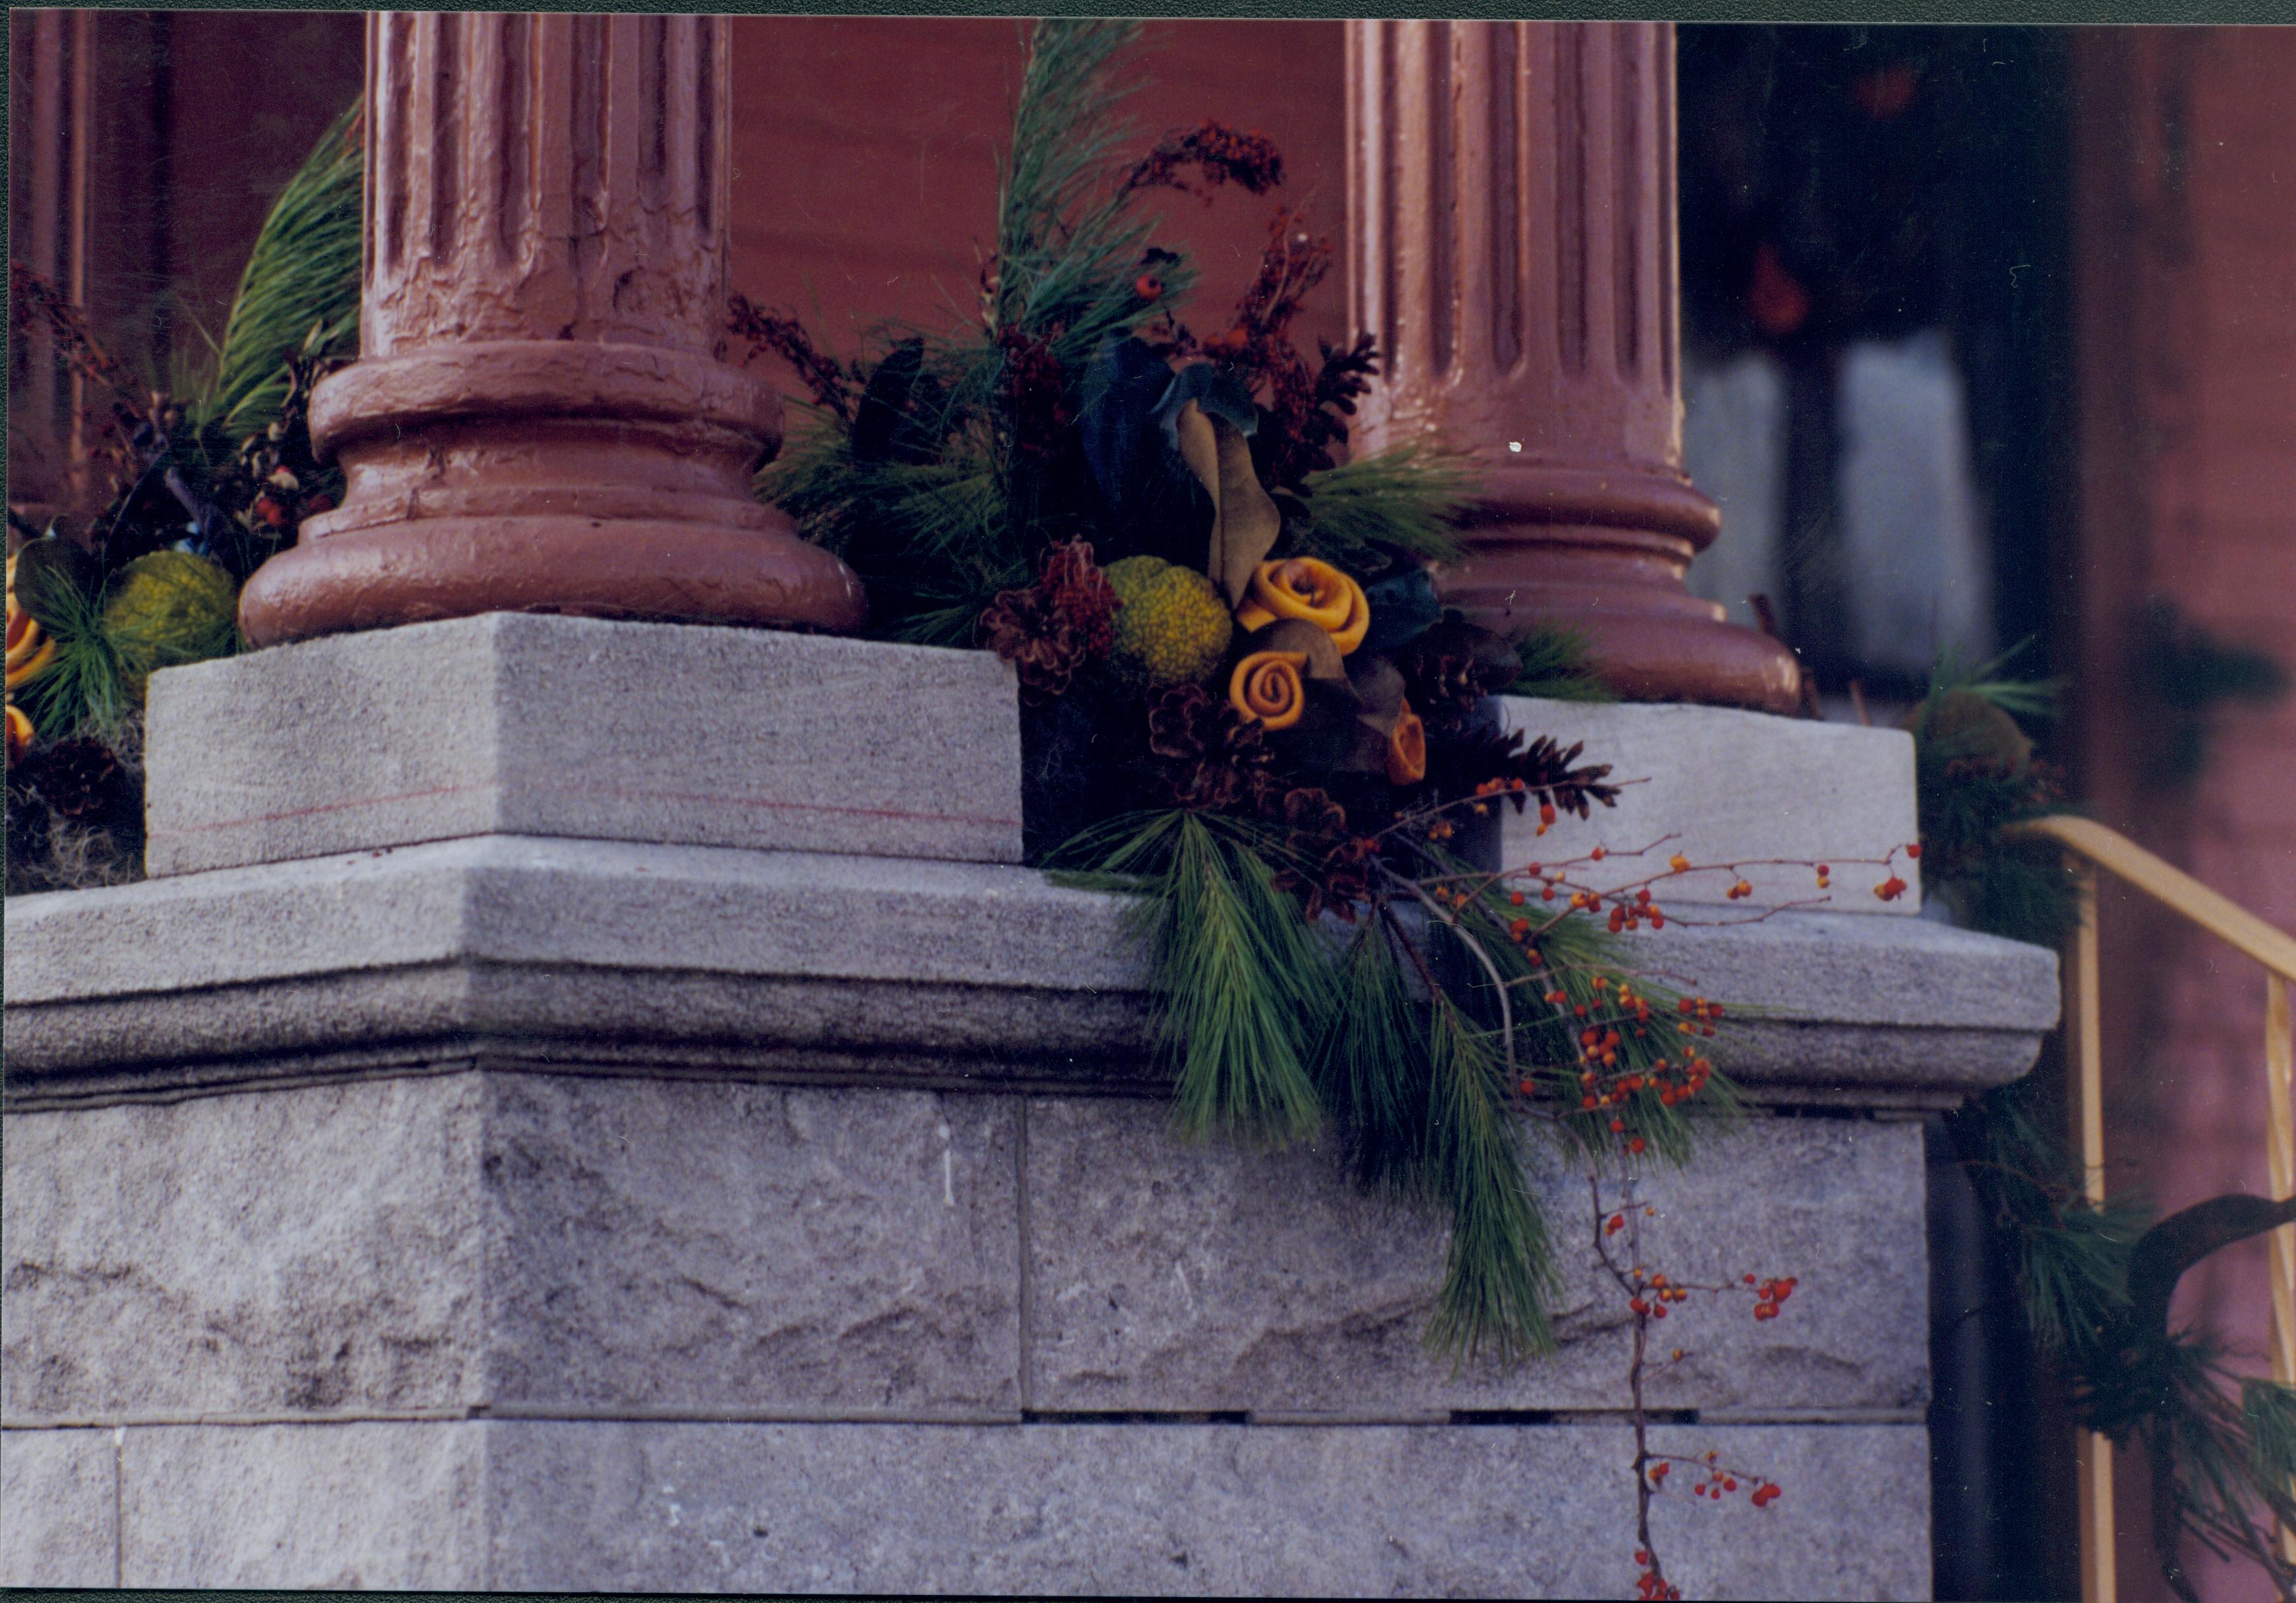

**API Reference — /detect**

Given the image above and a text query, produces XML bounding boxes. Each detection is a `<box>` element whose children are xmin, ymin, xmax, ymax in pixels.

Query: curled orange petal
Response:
<box><xmin>1386</xmin><ymin>700</ymin><xmax>1427</xmax><ymax>785</ymax></box>
<box><xmin>5</xmin><ymin>630</ymin><xmax>55</xmax><ymax>692</ymax></box>
<box><xmin>1329</xmin><ymin>573</ymin><xmax>1371</xmax><ymax>654</ymax></box>
<box><xmin>1234</xmin><ymin>597</ymin><xmax>1278</xmax><ymax>633</ymax></box>
<box><xmin>1245</xmin><ymin>557</ymin><xmax>1353</xmax><ymax>633</ymax></box>
<box><xmin>1229</xmin><ymin>650</ymin><xmax>1309</xmax><ymax>731</ymax></box>
<box><xmin>4</xmin><ymin>704</ymin><xmax>30</xmax><ymax>767</ymax></box>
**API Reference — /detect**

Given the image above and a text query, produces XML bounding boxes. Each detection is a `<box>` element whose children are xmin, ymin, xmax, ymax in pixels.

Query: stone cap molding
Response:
<box><xmin>3</xmin><ymin>833</ymin><xmax>2058</xmax><ymax>1112</ymax></box>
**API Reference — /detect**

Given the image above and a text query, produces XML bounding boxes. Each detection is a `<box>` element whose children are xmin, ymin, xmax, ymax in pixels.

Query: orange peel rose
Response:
<box><xmin>1385</xmin><ymin>700</ymin><xmax>1427</xmax><ymax>785</ymax></box>
<box><xmin>1229</xmin><ymin>650</ymin><xmax>1310</xmax><ymax>731</ymax></box>
<box><xmin>1235</xmin><ymin>559</ymin><xmax>1371</xmax><ymax>655</ymax></box>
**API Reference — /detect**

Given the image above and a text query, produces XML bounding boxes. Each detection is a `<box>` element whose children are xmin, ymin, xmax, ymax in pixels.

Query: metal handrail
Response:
<box><xmin>2008</xmin><ymin>814</ymin><xmax>2296</xmax><ymax>1603</ymax></box>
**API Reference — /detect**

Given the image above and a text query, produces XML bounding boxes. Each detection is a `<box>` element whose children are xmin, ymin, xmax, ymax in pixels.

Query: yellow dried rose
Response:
<box><xmin>1385</xmin><ymin>700</ymin><xmax>1428</xmax><ymax>785</ymax></box>
<box><xmin>1234</xmin><ymin>558</ymin><xmax>1371</xmax><ymax>655</ymax></box>
<box><xmin>1229</xmin><ymin>650</ymin><xmax>1310</xmax><ymax>731</ymax></box>
<box><xmin>5</xmin><ymin>567</ymin><xmax>55</xmax><ymax>691</ymax></box>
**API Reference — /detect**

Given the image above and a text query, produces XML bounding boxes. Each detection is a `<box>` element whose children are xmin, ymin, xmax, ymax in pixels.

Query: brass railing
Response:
<box><xmin>2013</xmin><ymin>814</ymin><xmax>2296</xmax><ymax>1603</ymax></box>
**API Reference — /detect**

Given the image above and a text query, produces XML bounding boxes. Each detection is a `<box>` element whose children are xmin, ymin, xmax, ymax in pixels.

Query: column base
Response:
<box><xmin>237</xmin><ymin>513</ymin><xmax>869</xmax><ymax>648</ymax></box>
<box><xmin>1441</xmin><ymin>466</ymin><xmax>1805</xmax><ymax>715</ymax></box>
<box><xmin>237</xmin><ymin>342</ymin><xmax>867</xmax><ymax>647</ymax></box>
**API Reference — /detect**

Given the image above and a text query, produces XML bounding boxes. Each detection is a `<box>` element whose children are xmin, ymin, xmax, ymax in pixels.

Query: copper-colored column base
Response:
<box><xmin>1442</xmin><ymin>467</ymin><xmax>1805</xmax><ymax>716</ymax></box>
<box><xmin>239</xmin><ymin>342</ymin><xmax>867</xmax><ymax>648</ymax></box>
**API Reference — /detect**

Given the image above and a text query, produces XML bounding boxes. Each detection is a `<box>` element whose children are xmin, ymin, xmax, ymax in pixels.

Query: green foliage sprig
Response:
<box><xmin>1950</xmin><ymin>1079</ymin><xmax>2296</xmax><ymax>1602</ymax></box>
<box><xmin>1061</xmin><ymin>798</ymin><xmax>1739</xmax><ymax>1368</ymax></box>
<box><xmin>1920</xmin><ymin>651</ymin><xmax>2296</xmax><ymax>1600</ymax></box>
<box><xmin>199</xmin><ymin>100</ymin><xmax>363</xmax><ymax>437</ymax></box>
<box><xmin>1909</xmin><ymin>642</ymin><xmax>2080</xmax><ymax>949</ymax></box>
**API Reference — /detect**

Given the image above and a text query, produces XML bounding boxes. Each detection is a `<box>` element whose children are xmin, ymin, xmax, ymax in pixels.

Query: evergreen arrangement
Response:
<box><xmin>7</xmin><ymin>102</ymin><xmax>361</xmax><ymax>892</ymax></box>
<box><xmin>747</xmin><ymin>20</ymin><xmax>1737</xmax><ymax>1362</ymax></box>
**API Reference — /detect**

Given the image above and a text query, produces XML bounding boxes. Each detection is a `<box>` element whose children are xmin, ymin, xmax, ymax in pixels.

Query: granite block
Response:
<box><xmin>481</xmin><ymin>1077</ymin><xmax>1022</xmax><ymax>1412</ymax></box>
<box><xmin>1497</xmin><ymin>696</ymin><xmax>1923</xmax><ymax>915</ymax></box>
<box><xmin>2</xmin><ymin>1075</ymin><xmax>488</xmax><ymax>1420</ymax></box>
<box><xmin>2</xmin><ymin>1073</ymin><xmax>1022</xmax><ymax>1422</ymax></box>
<box><xmin>28</xmin><ymin>1415</ymin><xmax>1929</xmax><ymax>1595</ymax></box>
<box><xmin>117</xmin><ymin>1420</ymin><xmax>485</xmax><ymax>1588</ymax></box>
<box><xmin>1026</xmin><ymin>1098</ymin><xmax>1928</xmax><ymax>1416</ymax></box>
<box><xmin>0</xmin><ymin>1428</ymin><xmax>116</xmax><ymax>1586</ymax></box>
<box><xmin>481</xmin><ymin>1418</ymin><xmax>1927</xmax><ymax>1598</ymax></box>
<box><xmin>143</xmin><ymin>612</ymin><xmax>1025</xmax><ymax>875</ymax></box>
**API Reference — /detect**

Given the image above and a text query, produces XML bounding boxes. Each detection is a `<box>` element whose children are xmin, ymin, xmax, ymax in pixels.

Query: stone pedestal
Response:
<box><xmin>1346</xmin><ymin>22</ymin><xmax>1802</xmax><ymax>713</ymax></box>
<box><xmin>3</xmin><ymin>618</ymin><xmax>2057</xmax><ymax>1593</ymax></box>
<box><xmin>236</xmin><ymin>14</ymin><xmax>863</xmax><ymax>646</ymax></box>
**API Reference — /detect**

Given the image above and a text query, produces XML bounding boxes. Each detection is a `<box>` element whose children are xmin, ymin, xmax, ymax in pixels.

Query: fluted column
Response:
<box><xmin>1347</xmin><ymin>20</ymin><xmax>1799</xmax><ymax>713</ymax></box>
<box><xmin>239</xmin><ymin>13</ymin><xmax>864</xmax><ymax>646</ymax></box>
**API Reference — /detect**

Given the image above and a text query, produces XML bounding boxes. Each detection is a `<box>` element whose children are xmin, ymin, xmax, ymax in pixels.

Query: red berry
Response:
<box><xmin>1906</xmin><ymin>843</ymin><xmax>1923</xmax><ymax>859</ymax></box>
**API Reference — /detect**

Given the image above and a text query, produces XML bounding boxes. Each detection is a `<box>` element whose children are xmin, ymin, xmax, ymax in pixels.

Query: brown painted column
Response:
<box><xmin>1346</xmin><ymin>20</ymin><xmax>1800</xmax><ymax>713</ymax></box>
<box><xmin>239</xmin><ymin>13</ymin><xmax>864</xmax><ymax>646</ymax></box>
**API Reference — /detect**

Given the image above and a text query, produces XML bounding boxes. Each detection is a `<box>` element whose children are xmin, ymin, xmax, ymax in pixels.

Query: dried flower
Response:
<box><xmin>1121</xmin><ymin>121</ymin><xmax>1286</xmax><ymax>204</ymax></box>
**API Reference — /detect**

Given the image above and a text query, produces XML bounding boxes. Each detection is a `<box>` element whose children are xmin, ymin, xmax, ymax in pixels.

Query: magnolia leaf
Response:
<box><xmin>1245</xmin><ymin>616</ymin><xmax>1348</xmax><ymax>682</ymax></box>
<box><xmin>1358</xmin><ymin>566</ymin><xmax>1443</xmax><ymax>655</ymax></box>
<box><xmin>1210</xmin><ymin>415</ymin><xmax>1282</xmax><ymax>607</ymax></box>
<box><xmin>1279</xmin><ymin>676</ymin><xmax>1384</xmax><ymax>771</ymax></box>
<box><xmin>1171</xmin><ymin>399</ymin><xmax>1220</xmax><ymax>514</ymax></box>
<box><xmin>852</xmin><ymin>339</ymin><xmax>925</xmax><ymax>464</ymax></box>
<box><xmin>1156</xmin><ymin>365</ymin><xmax>1274</xmax><ymax>603</ymax></box>
<box><xmin>11</xmin><ymin>538</ymin><xmax>102</xmax><ymax>637</ymax></box>
<box><xmin>1154</xmin><ymin>361</ymin><xmax>1258</xmax><ymax>448</ymax></box>
<box><xmin>1348</xmin><ymin>653</ymin><xmax>1408</xmax><ymax>736</ymax></box>
<box><xmin>1078</xmin><ymin>335</ymin><xmax>1214</xmax><ymax>568</ymax></box>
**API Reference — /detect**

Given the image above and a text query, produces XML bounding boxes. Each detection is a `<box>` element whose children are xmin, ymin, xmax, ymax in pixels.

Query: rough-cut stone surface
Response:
<box><xmin>1027</xmin><ymin>1099</ymin><xmax>1927</xmax><ymax>1416</ymax></box>
<box><xmin>6</xmin><ymin>1070</ymin><xmax>1925</xmax><ymax>1429</ymax></box>
<box><xmin>1497</xmin><ymin>696</ymin><xmax>1922</xmax><ymax>915</ymax></box>
<box><xmin>481</xmin><ymin>1076</ymin><xmax>1020</xmax><ymax>1412</ymax></box>
<box><xmin>144</xmin><ymin>613</ymin><xmax>1024</xmax><ymax>875</ymax></box>
<box><xmin>3</xmin><ymin>1075</ymin><xmax>489</xmax><ymax>1420</ymax></box>
<box><xmin>1</xmin><ymin>835</ymin><xmax>2053</xmax><ymax>1111</ymax></box>
<box><xmin>70</xmin><ymin>1416</ymin><xmax>1925</xmax><ymax>1596</ymax></box>
<box><xmin>3</xmin><ymin>1075</ymin><xmax>1020</xmax><ymax>1423</ymax></box>
<box><xmin>0</xmin><ymin>1428</ymin><xmax>115</xmax><ymax>1586</ymax></box>
<box><xmin>118</xmin><ymin>1421</ymin><xmax>485</xmax><ymax>1588</ymax></box>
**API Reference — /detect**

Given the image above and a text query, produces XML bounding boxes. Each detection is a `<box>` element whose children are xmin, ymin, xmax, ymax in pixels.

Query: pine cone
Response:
<box><xmin>980</xmin><ymin>539</ymin><xmax>1121</xmax><ymax>705</ymax></box>
<box><xmin>1396</xmin><ymin>615</ymin><xmax>1522</xmax><ymax>736</ymax></box>
<box><xmin>1143</xmin><ymin>682</ymin><xmax>1268</xmax><ymax>810</ymax></box>
<box><xmin>1258</xmin><ymin>781</ymin><xmax>1375</xmax><ymax>921</ymax></box>
<box><xmin>23</xmin><ymin>737</ymin><xmax>124</xmax><ymax>818</ymax></box>
<box><xmin>1428</xmin><ymin>725</ymin><xmax>1621</xmax><ymax>819</ymax></box>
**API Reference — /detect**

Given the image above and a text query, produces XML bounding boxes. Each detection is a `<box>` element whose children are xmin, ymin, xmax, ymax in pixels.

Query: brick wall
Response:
<box><xmin>724</xmin><ymin>18</ymin><xmax>1349</xmax><ymax>389</ymax></box>
<box><xmin>2071</xmin><ymin>28</ymin><xmax>2296</xmax><ymax>1603</ymax></box>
